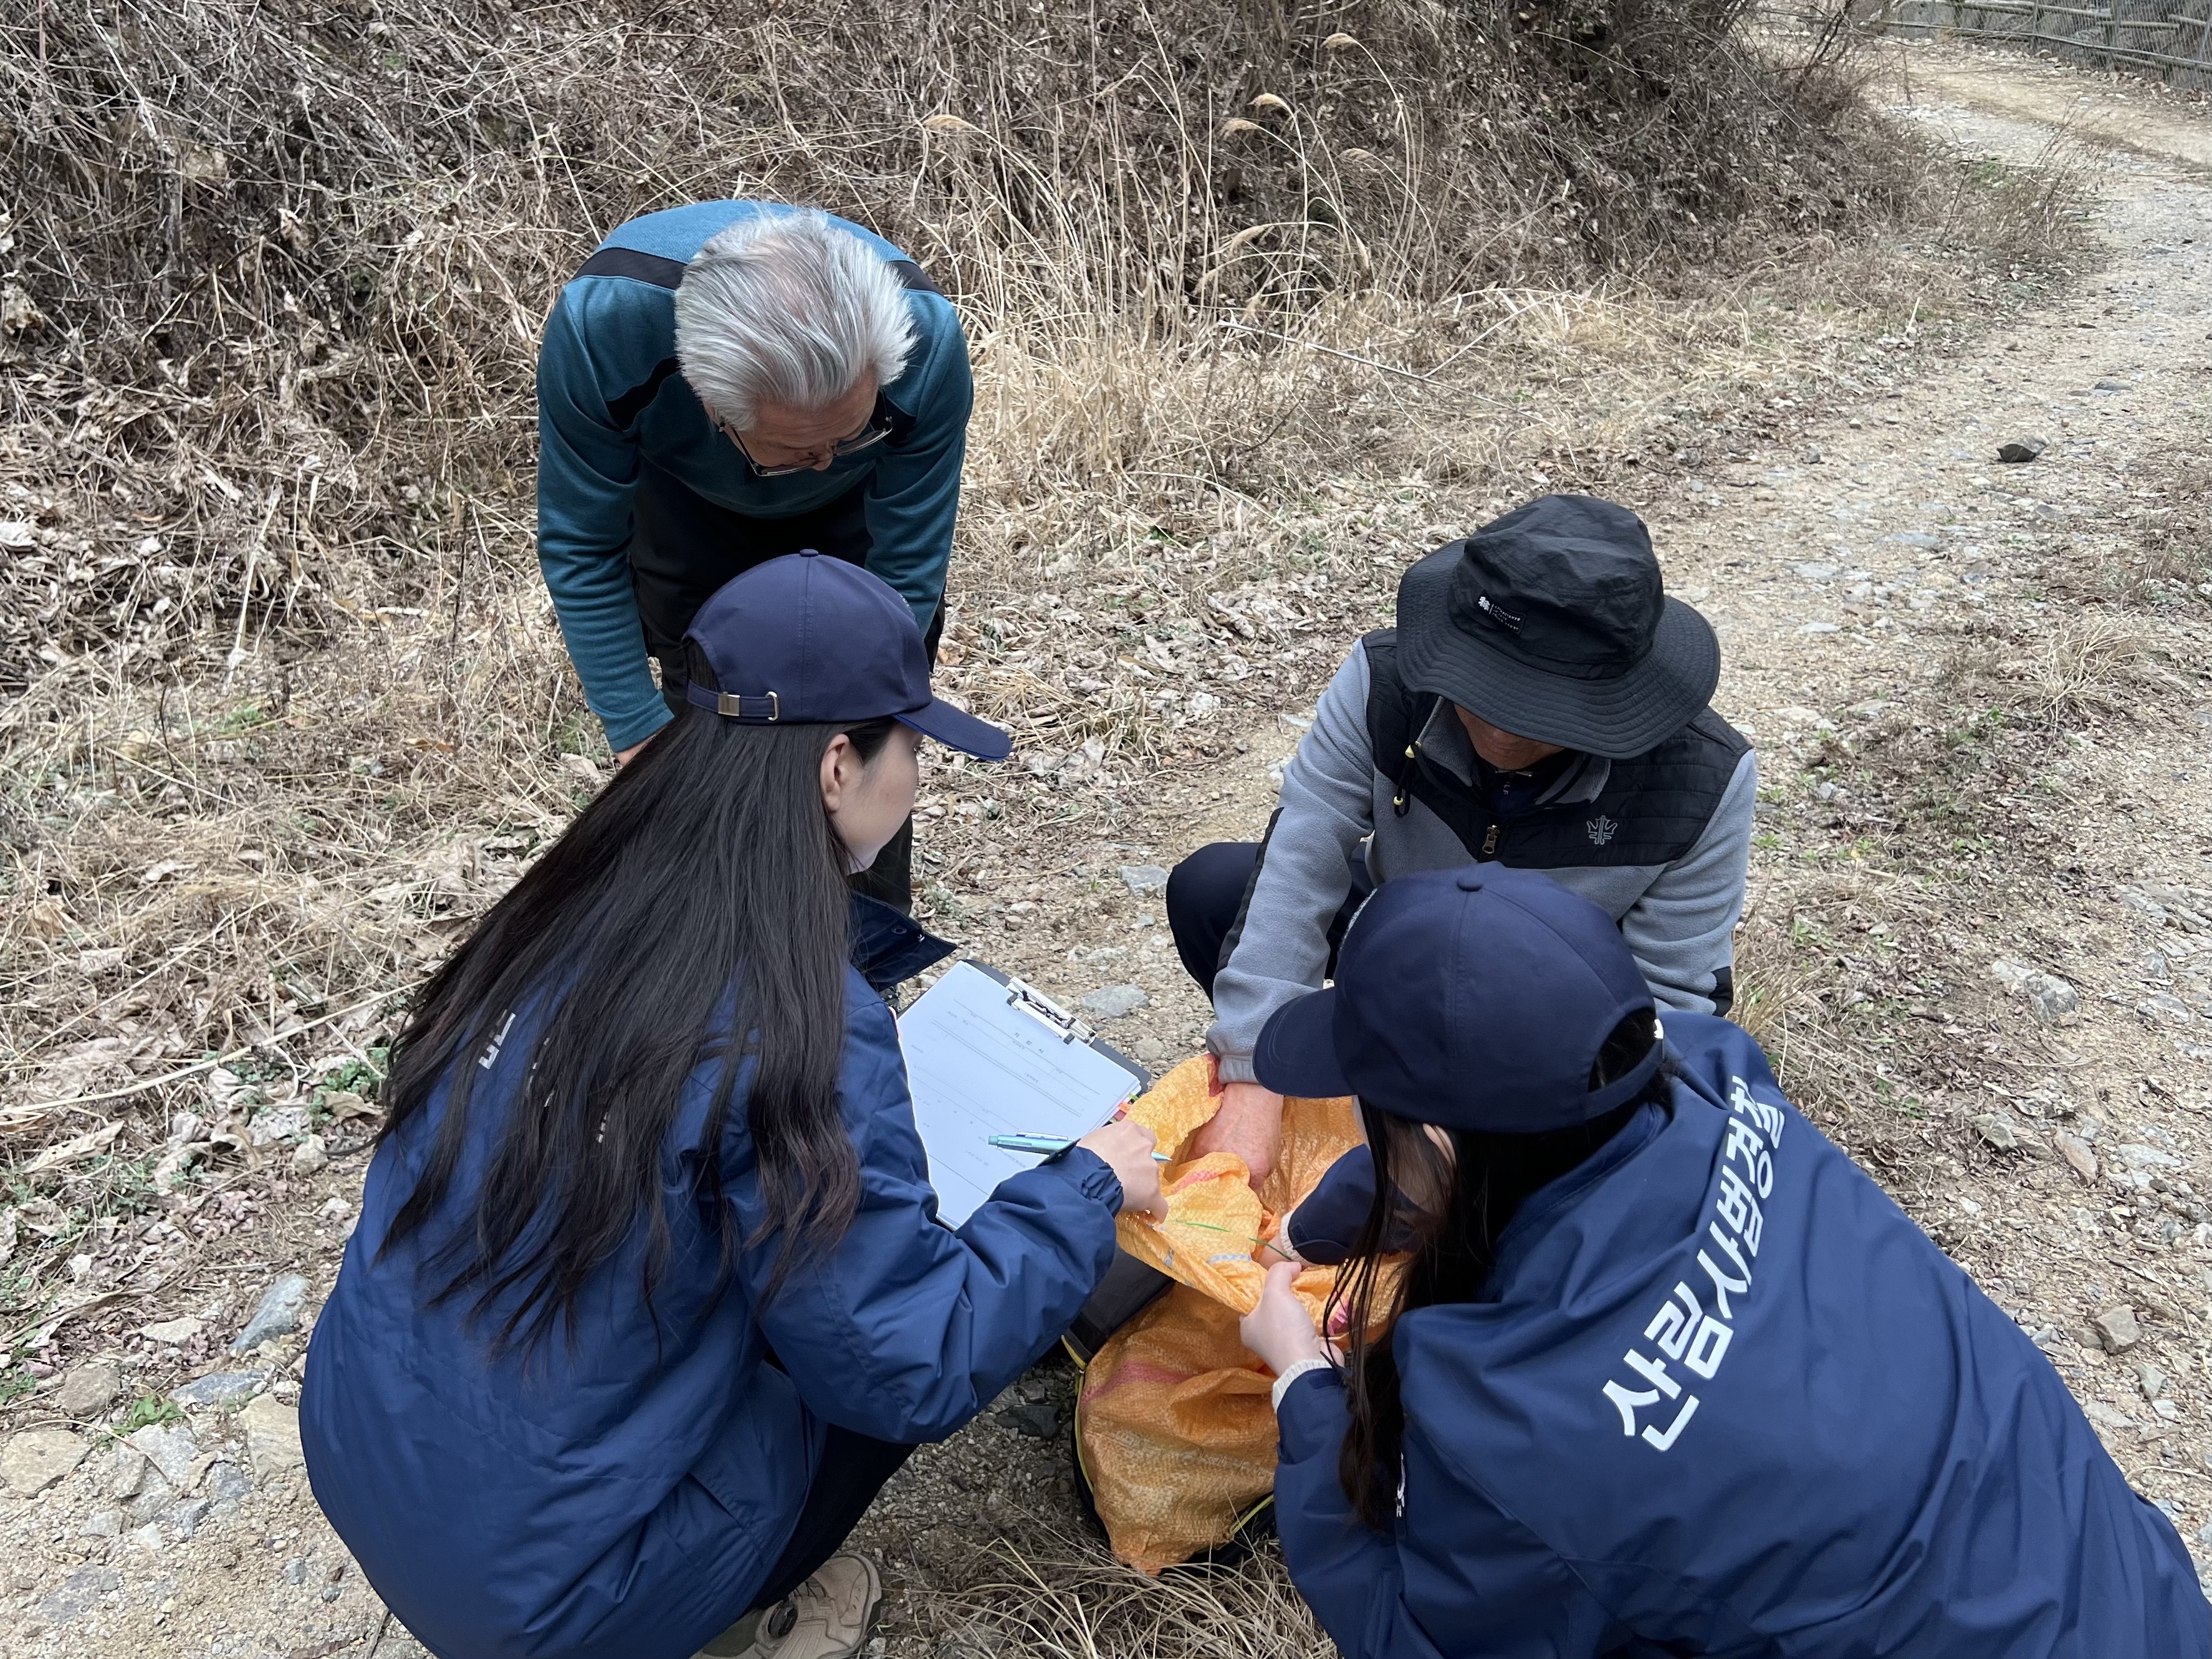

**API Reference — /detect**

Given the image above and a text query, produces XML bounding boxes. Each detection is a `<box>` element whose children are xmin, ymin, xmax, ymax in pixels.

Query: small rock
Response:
<box><xmin>127</xmin><ymin>1422</ymin><xmax>200</xmax><ymax>1486</ymax></box>
<box><xmin>1791</xmin><ymin>563</ymin><xmax>1839</xmax><ymax>581</ymax></box>
<box><xmin>168</xmin><ymin>1498</ymin><xmax>212</xmax><ymax>1539</ymax></box>
<box><xmin>1883</xmin><ymin>532</ymin><xmax>1940</xmax><ymax>549</ymax></box>
<box><xmin>79</xmin><ymin>1508</ymin><xmax>123</xmax><ymax>1539</ymax></box>
<box><xmin>1798</xmin><ymin>622</ymin><xmax>1839</xmax><ymax>634</ymax></box>
<box><xmin>284</xmin><ymin>1557</ymin><xmax>310</xmax><ymax>1586</ymax></box>
<box><xmin>204</xmin><ymin>1460</ymin><xmax>253</xmax><ymax>1514</ymax></box>
<box><xmin>2057</xmin><ymin>1132</ymin><xmax>2099</xmax><ymax>1183</ymax></box>
<box><xmin>2093</xmin><ymin>378</ymin><xmax>2132</xmax><ymax>391</ymax></box>
<box><xmin>2117</xmin><ymin>1144</ymin><xmax>2185</xmax><ymax>1170</ymax></box>
<box><xmin>140</xmin><ymin>1316</ymin><xmax>204</xmax><ymax>1346</ymax></box>
<box><xmin>2083</xmin><ymin>1399</ymin><xmax>2135</xmax><ymax>1431</ymax></box>
<box><xmin>125</xmin><ymin>1521</ymin><xmax>163</xmax><ymax>1553</ymax></box>
<box><xmin>2140</xmin><ymin>1363</ymin><xmax>2170</xmax><ymax>1400</ymax></box>
<box><xmin>171</xmin><ymin>1370</ymin><xmax>269</xmax><ymax>1411</ymax></box>
<box><xmin>53</xmin><ymin>1362</ymin><xmax>123</xmax><ymax>1419</ymax></box>
<box><xmin>291</xmin><ymin>1134</ymin><xmax>329</xmax><ymax>1175</ymax></box>
<box><xmin>1077</xmin><ymin>985</ymin><xmax>1149</xmax><ymax>1021</ymax></box>
<box><xmin>1118</xmin><ymin>864</ymin><xmax>1171</xmax><ymax>897</ymax></box>
<box><xmin>2092</xmin><ymin>1304</ymin><xmax>2142</xmax><ymax>1353</ymax></box>
<box><xmin>37</xmin><ymin>1566</ymin><xmax>121</xmax><ymax>1626</ymax></box>
<box><xmin>2</xmin><ymin>1428</ymin><xmax>89</xmax><ymax>1496</ymax></box>
<box><xmin>109</xmin><ymin>1448</ymin><xmax>148</xmax><ymax>1499</ymax></box>
<box><xmin>2117</xmin><ymin>886</ymin><xmax>2170</xmax><ymax>922</ymax></box>
<box><xmin>231</xmin><ymin>1273</ymin><xmax>311</xmax><ymax>1352</ymax></box>
<box><xmin>321</xmin><ymin>1584</ymin><xmax>343</xmax><ymax>1603</ymax></box>
<box><xmin>1007</xmin><ymin>1403</ymin><xmax>1061</xmax><ymax>1438</ymax></box>
<box><xmin>1974</xmin><ymin>1112</ymin><xmax>2020</xmax><ymax>1154</ymax></box>
<box><xmin>1987</xmin><ymin>960</ymin><xmax>2079</xmax><ymax>1024</ymax></box>
<box><xmin>1996</xmin><ymin>438</ymin><xmax>2047</xmax><ymax>463</ymax></box>
<box><xmin>125</xmin><ymin>1478</ymin><xmax>178</xmax><ymax>1528</ymax></box>
<box><xmin>241</xmin><ymin>1394</ymin><xmax>305</xmax><ymax>1481</ymax></box>
<box><xmin>2139</xmin><ymin>993</ymin><xmax>2195</xmax><ymax>1026</ymax></box>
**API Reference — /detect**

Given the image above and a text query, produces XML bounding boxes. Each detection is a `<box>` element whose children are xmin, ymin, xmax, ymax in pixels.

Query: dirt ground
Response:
<box><xmin>5</xmin><ymin>44</ymin><xmax>2212</xmax><ymax>1659</ymax></box>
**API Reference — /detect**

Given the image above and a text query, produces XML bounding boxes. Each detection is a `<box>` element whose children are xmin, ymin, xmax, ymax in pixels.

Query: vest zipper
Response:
<box><xmin>1480</xmin><ymin>822</ymin><xmax>1500</xmax><ymax>858</ymax></box>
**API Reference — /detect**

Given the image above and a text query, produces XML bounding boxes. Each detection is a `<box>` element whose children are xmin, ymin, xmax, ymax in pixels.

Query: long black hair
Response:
<box><xmin>1328</xmin><ymin>1009</ymin><xmax>1670</xmax><ymax>1528</ymax></box>
<box><xmin>375</xmin><ymin>704</ymin><xmax>898</xmax><ymax>1353</ymax></box>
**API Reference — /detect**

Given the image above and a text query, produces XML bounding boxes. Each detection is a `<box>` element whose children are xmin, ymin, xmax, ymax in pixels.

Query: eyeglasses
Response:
<box><xmin>717</xmin><ymin>408</ymin><xmax>893</xmax><ymax>477</ymax></box>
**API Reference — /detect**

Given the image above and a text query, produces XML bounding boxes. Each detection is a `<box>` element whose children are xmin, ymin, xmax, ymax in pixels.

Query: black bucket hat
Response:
<box><xmin>1394</xmin><ymin>494</ymin><xmax>1720</xmax><ymax>759</ymax></box>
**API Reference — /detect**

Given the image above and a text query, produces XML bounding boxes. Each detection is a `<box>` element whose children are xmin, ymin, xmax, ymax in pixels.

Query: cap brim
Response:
<box><xmin>1394</xmin><ymin>551</ymin><xmax>1721</xmax><ymax>759</ymax></box>
<box><xmin>1253</xmin><ymin>988</ymin><xmax>1354</xmax><ymax>1101</ymax></box>
<box><xmin>896</xmin><ymin>698</ymin><xmax>1012</xmax><ymax>762</ymax></box>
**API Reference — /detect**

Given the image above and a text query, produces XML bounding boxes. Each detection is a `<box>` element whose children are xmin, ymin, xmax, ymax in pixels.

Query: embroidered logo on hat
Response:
<box><xmin>1475</xmin><ymin>593</ymin><xmax>1525</xmax><ymax>633</ymax></box>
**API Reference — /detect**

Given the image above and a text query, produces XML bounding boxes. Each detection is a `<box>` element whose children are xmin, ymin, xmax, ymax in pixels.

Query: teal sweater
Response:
<box><xmin>536</xmin><ymin>202</ymin><xmax>973</xmax><ymax>752</ymax></box>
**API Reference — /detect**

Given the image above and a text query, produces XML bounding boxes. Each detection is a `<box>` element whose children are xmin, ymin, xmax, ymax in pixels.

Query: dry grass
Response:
<box><xmin>1726</xmin><ymin>584</ymin><xmax>2183</xmax><ymax>1199</ymax></box>
<box><xmin>2127</xmin><ymin>446</ymin><xmax>2212</xmax><ymax>603</ymax></box>
<box><xmin>934</xmin><ymin>1534</ymin><xmax>1323</xmax><ymax>1659</ymax></box>
<box><xmin>0</xmin><ymin>0</ymin><xmax>1918</xmax><ymax>692</ymax></box>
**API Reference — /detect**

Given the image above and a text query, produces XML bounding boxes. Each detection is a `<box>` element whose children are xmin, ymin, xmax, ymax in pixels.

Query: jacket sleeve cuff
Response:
<box><xmin>1275</xmin><ymin>1364</ymin><xmax>1350</xmax><ymax>1461</ymax></box>
<box><xmin>1046</xmin><ymin>1145</ymin><xmax>1123</xmax><ymax>1213</ymax></box>
<box><xmin>1271</xmin><ymin>1357</ymin><xmax>1336</xmax><ymax>1412</ymax></box>
<box><xmin>602</xmin><ymin>699</ymin><xmax>675</xmax><ymax>755</ymax></box>
<box><xmin>1210</xmin><ymin>1051</ymin><xmax>1259</xmax><ymax>1084</ymax></box>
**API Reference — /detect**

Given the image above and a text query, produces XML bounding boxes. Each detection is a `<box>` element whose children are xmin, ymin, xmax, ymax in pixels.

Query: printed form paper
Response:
<box><xmin>897</xmin><ymin>962</ymin><xmax>1142</xmax><ymax>1227</ymax></box>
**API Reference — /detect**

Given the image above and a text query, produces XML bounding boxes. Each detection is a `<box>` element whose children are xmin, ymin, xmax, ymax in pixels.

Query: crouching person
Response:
<box><xmin>301</xmin><ymin>554</ymin><xmax>1162</xmax><ymax>1659</ymax></box>
<box><xmin>1238</xmin><ymin>864</ymin><xmax>2208</xmax><ymax>1659</ymax></box>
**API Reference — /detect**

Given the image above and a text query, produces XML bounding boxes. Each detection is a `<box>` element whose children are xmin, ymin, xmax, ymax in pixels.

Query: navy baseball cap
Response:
<box><xmin>682</xmin><ymin>552</ymin><xmax>1010</xmax><ymax>760</ymax></box>
<box><xmin>1253</xmin><ymin>865</ymin><xmax>1662</xmax><ymax>1131</ymax></box>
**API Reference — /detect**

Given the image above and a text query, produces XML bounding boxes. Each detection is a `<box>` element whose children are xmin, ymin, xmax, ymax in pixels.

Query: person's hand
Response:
<box><xmin>1192</xmin><ymin>1080</ymin><xmax>1284</xmax><ymax>1188</ymax></box>
<box><xmin>1077</xmin><ymin>1119</ymin><xmax>1165</xmax><ymax>1220</ymax></box>
<box><xmin>1252</xmin><ymin>1214</ymin><xmax>1306</xmax><ymax>1267</ymax></box>
<box><xmin>1240</xmin><ymin>1260</ymin><xmax>1328</xmax><ymax>1375</ymax></box>
<box><xmin>614</xmin><ymin>736</ymin><xmax>653</xmax><ymax>767</ymax></box>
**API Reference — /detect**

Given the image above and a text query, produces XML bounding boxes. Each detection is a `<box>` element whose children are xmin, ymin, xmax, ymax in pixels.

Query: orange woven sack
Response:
<box><xmin>1074</xmin><ymin>1056</ymin><xmax>1373</xmax><ymax>1574</ymax></box>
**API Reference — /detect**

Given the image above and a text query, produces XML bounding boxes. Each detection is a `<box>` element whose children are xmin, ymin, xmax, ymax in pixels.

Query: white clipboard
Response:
<box><xmin>896</xmin><ymin>960</ymin><xmax>1151</xmax><ymax>1227</ymax></box>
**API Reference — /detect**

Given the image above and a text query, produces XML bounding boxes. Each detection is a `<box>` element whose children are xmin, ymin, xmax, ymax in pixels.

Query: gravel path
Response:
<box><xmin>4</xmin><ymin>48</ymin><xmax>2211</xmax><ymax>1659</ymax></box>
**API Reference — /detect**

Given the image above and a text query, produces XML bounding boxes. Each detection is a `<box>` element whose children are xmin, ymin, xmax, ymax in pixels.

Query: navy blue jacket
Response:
<box><xmin>1275</xmin><ymin>1014</ymin><xmax>2208</xmax><ymax>1658</ymax></box>
<box><xmin>301</xmin><ymin>901</ymin><xmax>1120</xmax><ymax>1659</ymax></box>
<box><xmin>537</xmin><ymin>201</ymin><xmax>973</xmax><ymax>752</ymax></box>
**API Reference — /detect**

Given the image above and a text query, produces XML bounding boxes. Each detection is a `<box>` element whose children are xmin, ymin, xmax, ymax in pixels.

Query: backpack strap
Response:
<box><xmin>573</xmin><ymin>244</ymin><xmax>943</xmax><ymax>295</ymax></box>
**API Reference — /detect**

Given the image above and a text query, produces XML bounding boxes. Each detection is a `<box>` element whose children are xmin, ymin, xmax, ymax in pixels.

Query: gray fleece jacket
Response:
<box><xmin>1209</xmin><ymin>636</ymin><xmax>1759</xmax><ymax>1083</ymax></box>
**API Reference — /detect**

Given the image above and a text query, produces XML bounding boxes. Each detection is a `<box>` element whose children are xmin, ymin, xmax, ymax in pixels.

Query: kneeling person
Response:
<box><xmin>1172</xmin><ymin>494</ymin><xmax>1755</xmax><ymax>1182</ymax></box>
<box><xmin>302</xmin><ymin>555</ymin><xmax>1162</xmax><ymax>1659</ymax></box>
<box><xmin>1238</xmin><ymin>864</ymin><xmax>2208</xmax><ymax>1659</ymax></box>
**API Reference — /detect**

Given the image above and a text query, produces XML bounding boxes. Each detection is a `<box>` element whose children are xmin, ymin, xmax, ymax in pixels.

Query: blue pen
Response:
<box><xmin>989</xmin><ymin>1132</ymin><xmax>1173</xmax><ymax>1162</ymax></box>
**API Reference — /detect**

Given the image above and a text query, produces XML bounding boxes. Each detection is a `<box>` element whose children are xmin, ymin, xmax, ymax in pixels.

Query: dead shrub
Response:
<box><xmin>0</xmin><ymin>0</ymin><xmax>1917</xmax><ymax>692</ymax></box>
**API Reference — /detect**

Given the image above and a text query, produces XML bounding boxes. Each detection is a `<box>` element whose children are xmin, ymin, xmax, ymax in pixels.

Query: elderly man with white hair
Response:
<box><xmin>535</xmin><ymin>201</ymin><xmax>970</xmax><ymax>906</ymax></box>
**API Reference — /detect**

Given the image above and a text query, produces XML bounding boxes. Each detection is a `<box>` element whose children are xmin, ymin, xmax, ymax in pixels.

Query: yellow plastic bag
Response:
<box><xmin>1074</xmin><ymin>1056</ymin><xmax>1374</xmax><ymax>1574</ymax></box>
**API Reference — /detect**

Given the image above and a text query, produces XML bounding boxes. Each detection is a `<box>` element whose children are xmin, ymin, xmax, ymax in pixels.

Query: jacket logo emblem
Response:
<box><xmin>1587</xmin><ymin>814</ymin><xmax>1619</xmax><ymax>846</ymax></box>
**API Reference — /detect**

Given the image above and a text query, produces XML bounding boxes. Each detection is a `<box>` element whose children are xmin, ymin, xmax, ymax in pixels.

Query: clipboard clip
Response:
<box><xmin>1002</xmin><ymin>977</ymin><xmax>1096</xmax><ymax>1047</ymax></box>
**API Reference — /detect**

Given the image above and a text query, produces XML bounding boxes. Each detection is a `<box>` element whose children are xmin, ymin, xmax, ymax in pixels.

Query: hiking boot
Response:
<box><xmin>697</xmin><ymin>1554</ymin><xmax>882</xmax><ymax>1659</ymax></box>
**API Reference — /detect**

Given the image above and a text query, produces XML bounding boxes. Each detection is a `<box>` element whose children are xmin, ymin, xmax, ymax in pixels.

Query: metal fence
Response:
<box><xmin>1870</xmin><ymin>0</ymin><xmax>2212</xmax><ymax>87</ymax></box>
